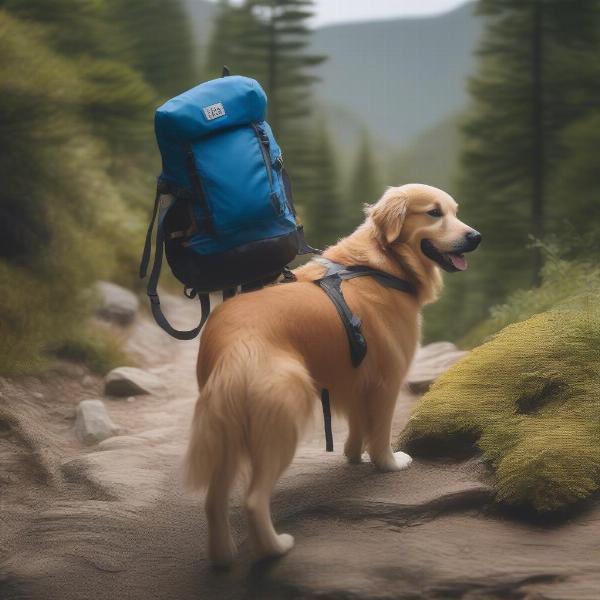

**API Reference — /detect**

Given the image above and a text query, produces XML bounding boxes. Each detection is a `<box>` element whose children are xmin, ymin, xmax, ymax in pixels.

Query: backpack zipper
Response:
<box><xmin>251</xmin><ymin>123</ymin><xmax>281</xmax><ymax>214</ymax></box>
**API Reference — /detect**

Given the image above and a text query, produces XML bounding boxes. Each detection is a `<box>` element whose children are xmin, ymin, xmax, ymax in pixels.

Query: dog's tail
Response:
<box><xmin>183</xmin><ymin>341</ymin><xmax>317</xmax><ymax>491</ymax></box>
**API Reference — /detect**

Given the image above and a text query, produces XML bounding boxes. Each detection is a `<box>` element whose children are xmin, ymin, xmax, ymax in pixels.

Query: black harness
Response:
<box><xmin>312</xmin><ymin>258</ymin><xmax>417</xmax><ymax>451</ymax></box>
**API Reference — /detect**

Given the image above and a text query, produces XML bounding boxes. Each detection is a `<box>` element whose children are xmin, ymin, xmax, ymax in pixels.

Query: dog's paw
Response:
<box><xmin>255</xmin><ymin>533</ymin><xmax>295</xmax><ymax>561</ymax></box>
<box><xmin>393</xmin><ymin>450</ymin><xmax>413</xmax><ymax>470</ymax></box>
<box><xmin>371</xmin><ymin>450</ymin><xmax>413</xmax><ymax>472</ymax></box>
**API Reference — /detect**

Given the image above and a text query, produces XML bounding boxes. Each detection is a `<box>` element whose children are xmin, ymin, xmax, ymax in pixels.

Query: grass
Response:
<box><xmin>398</xmin><ymin>306</ymin><xmax>600</xmax><ymax>512</ymax></box>
<box><xmin>460</xmin><ymin>246</ymin><xmax>600</xmax><ymax>348</ymax></box>
<box><xmin>49</xmin><ymin>326</ymin><xmax>129</xmax><ymax>375</ymax></box>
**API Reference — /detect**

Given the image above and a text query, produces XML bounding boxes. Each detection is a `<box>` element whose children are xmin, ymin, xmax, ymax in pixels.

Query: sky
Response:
<box><xmin>308</xmin><ymin>0</ymin><xmax>469</xmax><ymax>27</ymax></box>
<box><xmin>206</xmin><ymin>1</ymin><xmax>470</xmax><ymax>28</ymax></box>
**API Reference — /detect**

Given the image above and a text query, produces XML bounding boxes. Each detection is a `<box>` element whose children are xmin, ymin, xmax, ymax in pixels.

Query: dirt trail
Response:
<box><xmin>1</xmin><ymin>295</ymin><xmax>600</xmax><ymax>600</ymax></box>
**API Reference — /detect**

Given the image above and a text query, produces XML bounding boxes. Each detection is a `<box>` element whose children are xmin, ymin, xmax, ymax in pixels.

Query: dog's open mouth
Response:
<box><xmin>421</xmin><ymin>239</ymin><xmax>468</xmax><ymax>272</ymax></box>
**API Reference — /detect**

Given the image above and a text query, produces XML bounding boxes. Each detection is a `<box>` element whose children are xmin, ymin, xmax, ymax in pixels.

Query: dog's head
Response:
<box><xmin>368</xmin><ymin>184</ymin><xmax>481</xmax><ymax>274</ymax></box>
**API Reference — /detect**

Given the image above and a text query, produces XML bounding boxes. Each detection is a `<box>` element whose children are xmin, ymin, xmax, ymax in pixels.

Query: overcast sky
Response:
<box><xmin>308</xmin><ymin>0</ymin><xmax>469</xmax><ymax>27</ymax></box>
<box><xmin>207</xmin><ymin>1</ymin><xmax>470</xmax><ymax>27</ymax></box>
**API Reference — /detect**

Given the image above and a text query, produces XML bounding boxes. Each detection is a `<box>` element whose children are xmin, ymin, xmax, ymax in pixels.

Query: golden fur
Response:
<box><xmin>184</xmin><ymin>183</ymin><xmax>476</xmax><ymax>565</ymax></box>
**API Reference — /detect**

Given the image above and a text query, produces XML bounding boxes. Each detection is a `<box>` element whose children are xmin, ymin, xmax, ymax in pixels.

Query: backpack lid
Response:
<box><xmin>155</xmin><ymin>75</ymin><xmax>267</xmax><ymax>142</ymax></box>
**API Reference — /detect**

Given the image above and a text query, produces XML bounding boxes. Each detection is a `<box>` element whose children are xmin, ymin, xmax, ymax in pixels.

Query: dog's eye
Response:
<box><xmin>427</xmin><ymin>208</ymin><xmax>443</xmax><ymax>218</ymax></box>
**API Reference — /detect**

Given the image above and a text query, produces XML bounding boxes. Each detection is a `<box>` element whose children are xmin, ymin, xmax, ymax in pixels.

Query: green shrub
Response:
<box><xmin>0</xmin><ymin>10</ymin><xmax>152</xmax><ymax>374</ymax></box>
<box><xmin>50</xmin><ymin>326</ymin><xmax>129</xmax><ymax>374</ymax></box>
<box><xmin>398</xmin><ymin>307</ymin><xmax>600</xmax><ymax>512</ymax></box>
<box><xmin>460</xmin><ymin>247</ymin><xmax>600</xmax><ymax>348</ymax></box>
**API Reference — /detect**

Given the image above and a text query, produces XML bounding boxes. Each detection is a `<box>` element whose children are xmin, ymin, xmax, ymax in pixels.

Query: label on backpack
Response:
<box><xmin>202</xmin><ymin>102</ymin><xmax>226</xmax><ymax>121</ymax></box>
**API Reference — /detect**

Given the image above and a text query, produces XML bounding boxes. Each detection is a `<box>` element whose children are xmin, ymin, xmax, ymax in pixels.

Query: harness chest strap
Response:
<box><xmin>313</xmin><ymin>258</ymin><xmax>417</xmax><ymax>452</ymax></box>
<box><xmin>313</xmin><ymin>258</ymin><xmax>417</xmax><ymax>368</ymax></box>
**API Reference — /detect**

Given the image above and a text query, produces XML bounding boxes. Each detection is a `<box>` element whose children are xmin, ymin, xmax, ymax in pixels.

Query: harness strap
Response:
<box><xmin>313</xmin><ymin>258</ymin><xmax>417</xmax><ymax>368</ymax></box>
<box><xmin>316</xmin><ymin>274</ymin><xmax>368</xmax><ymax>367</ymax></box>
<box><xmin>143</xmin><ymin>193</ymin><xmax>210</xmax><ymax>340</ymax></box>
<box><xmin>320</xmin><ymin>389</ymin><xmax>334</xmax><ymax>452</ymax></box>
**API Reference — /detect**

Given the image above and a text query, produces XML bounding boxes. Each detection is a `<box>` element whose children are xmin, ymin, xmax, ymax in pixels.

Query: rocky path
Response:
<box><xmin>2</xmin><ymin>294</ymin><xmax>600</xmax><ymax>600</ymax></box>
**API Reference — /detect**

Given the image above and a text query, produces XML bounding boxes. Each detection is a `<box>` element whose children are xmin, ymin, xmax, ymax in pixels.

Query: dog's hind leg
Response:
<box><xmin>205</xmin><ymin>453</ymin><xmax>238</xmax><ymax>567</ymax></box>
<box><xmin>244</xmin><ymin>354</ymin><xmax>316</xmax><ymax>560</ymax></box>
<box><xmin>245</xmin><ymin>440</ymin><xmax>296</xmax><ymax>560</ymax></box>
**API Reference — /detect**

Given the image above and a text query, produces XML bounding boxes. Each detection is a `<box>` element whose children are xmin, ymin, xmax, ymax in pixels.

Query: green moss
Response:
<box><xmin>50</xmin><ymin>326</ymin><xmax>129</xmax><ymax>375</ymax></box>
<box><xmin>398</xmin><ymin>308</ymin><xmax>600</xmax><ymax>512</ymax></box>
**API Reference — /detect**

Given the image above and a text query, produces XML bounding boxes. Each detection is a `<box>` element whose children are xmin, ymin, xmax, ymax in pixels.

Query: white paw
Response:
<box><xmin>393</xmin><ymin>450</ymin><xmax>413</xmax><ymax>470</ymax></box>
<box><xmin>255</xmin><ymin>533</ymin><xmax>295</xmax><ymax>560</ymax></box>
<box><xmin>275</xmin><ymin>533</ymin><xmax>295</xmax><ymax>555</ymax></box>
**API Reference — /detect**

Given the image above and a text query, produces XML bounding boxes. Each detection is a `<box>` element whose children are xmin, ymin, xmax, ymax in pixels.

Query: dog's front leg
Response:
<box><xmin>344</xmin><ymin>411</ymin><xmax>365</xmax><ymax>463</ymax></box>
<box><xmin>366</xmin><ymin>391</ymin><xmax>412</xmax><ymax>472</ymax></box>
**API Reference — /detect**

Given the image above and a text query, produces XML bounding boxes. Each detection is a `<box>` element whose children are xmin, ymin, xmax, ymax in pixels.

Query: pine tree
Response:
<box><xmin>107</xmin><ymin>0</ymin><xmax>197</xmax><ymax>97</ymax></box>
<box><xmin>302</xmin><ymin>126</ymin><xmax>345</xmax><ymax>249</ymax></box>
<box><xmin>346</xmin><ymin>131</ymin><xmax>381</xmax><ymax>232</ymax></box>
<box><xmin>457</xmin><ymin>0</ymin><xmax>600</xmax><ymax>319</ymax></box>
<box><xmin>206</xmin><ymin>0</ymin><xmax>326</xmax><ymax>212</ymax></box>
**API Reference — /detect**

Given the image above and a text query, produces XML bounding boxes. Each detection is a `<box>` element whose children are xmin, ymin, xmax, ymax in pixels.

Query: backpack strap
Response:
<box><xmin>141</xmin><ymin>191</ymin><xmax>210</xmax><ymax>340</ymax></box>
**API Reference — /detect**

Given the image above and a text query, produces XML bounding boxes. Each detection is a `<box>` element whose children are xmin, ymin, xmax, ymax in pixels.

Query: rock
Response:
<box><xmin>104</xmin><ymin>367</ymin><xmax>165</xmax><ymax>397</ymax></box>
<box><xmin>406</xmin><ymin>341</ymin><xmax>467</xmax><ymax>394</ymax></box>
<box><xmin>74</xmin><ymin>400</ymin><xmax>120</xmax><ymax>446</ymax></box>
<box><xmin>81</xmin><ymin>375</ymin><xmax>95</xmax><ymax>387</ymax></box>
<box><xmin>94</xmin><ymin>281</ymin><xmax>139</xmax><ymax>325</ymax></box>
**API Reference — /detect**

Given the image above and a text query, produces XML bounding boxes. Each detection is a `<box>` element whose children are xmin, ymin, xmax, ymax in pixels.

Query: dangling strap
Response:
<box><xmin>142</xmin><ymin>193</ymin><xmax>210</xmax><ymax>340</ymax></box>
<box><xmin>139</xmin><ymin>188</ymin><xmax>161</xmax><ymax>279</ymax></box>
<box><xmin>320</xmin><ymin>389</ymin><xmax>334</xmax><ymax>452</ymax></box>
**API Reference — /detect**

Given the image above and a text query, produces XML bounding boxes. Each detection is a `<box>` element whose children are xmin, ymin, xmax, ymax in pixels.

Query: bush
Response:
<box><xmin>0</xmin><ymin>9</ymin><xmax>152</xmax><ymax>374</ymax></box>
<box><xmin>460</xmin><ymin>245</ymin><xmax>600</xmax><ymax>348</ymax></box>
<box><xmin>398</xmin><ymin>307</ymin><xmax>600</xmax><ymax>512</ymax></box>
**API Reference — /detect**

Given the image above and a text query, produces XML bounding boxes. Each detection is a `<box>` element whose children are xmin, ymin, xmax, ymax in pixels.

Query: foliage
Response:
<box><xmin>448</xmin><ymin>0</ymin><xmax>600</xmax><ymax>338</ymax></box>
<box><xmin>50</xmin><ymin>326</ymin><xmax>130</xmax><ymax>374</ymax></box>
<box><xmin>106</xmin><ymin>0</ymin><xmax>197</xmax><ymax>97</ymax></box>
<box><xmin>205</xmin><ymin>0</ymin><xmax>326</xmax><ymax>232</ymax></box>
<box><xmin>346</xmin><ymin>132</ymin><xmax>381</xmax><ymax>232</ymax></box>
<box><xmin>460</xmin><ymin>242</ymin><xmax>600</xmax><ymax>348</ymax></box>
<box><xmin>0</xmin><ymin>0</ymin><xmax>192</xmax><ymax>374</ymax></box>
<box><xmin>302</xmin><ymin>125</ymin><xmax>345</xmax><ymax>249</ymax></box>
<box><xmin>398</xmin><ymin>306</ymin><xmax>600</xmax><ymax>512</ymax></box>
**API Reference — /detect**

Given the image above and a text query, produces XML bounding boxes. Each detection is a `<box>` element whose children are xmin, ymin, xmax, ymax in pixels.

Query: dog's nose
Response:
<box><xmin>465</xmin><ymin>230</ymin><xmax>482</xmax><ymax>250</ymax></box>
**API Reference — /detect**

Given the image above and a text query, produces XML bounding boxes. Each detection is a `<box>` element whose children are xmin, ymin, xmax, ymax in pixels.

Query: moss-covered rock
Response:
<box><xmin>398</xmin><ymin>308</ymin><xmax>600</xmax><ymax>512</ymax></box>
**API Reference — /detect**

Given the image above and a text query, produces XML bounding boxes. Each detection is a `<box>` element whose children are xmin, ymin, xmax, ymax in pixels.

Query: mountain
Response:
<box><xmin>388</xmin><ymin>113</ymin><xmax>464</xmax><ymax>193</ymax></box>
<box><xmin>310</xmin><ymin>2</ymin><xmax>481</xmax><ymax>147</ymax></box>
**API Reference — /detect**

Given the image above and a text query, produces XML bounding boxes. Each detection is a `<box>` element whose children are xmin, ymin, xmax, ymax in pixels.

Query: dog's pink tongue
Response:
<box><xmin>449</xmin><ymin>253</ymin><xmax>468</xmax><ymax>271</ymax></box>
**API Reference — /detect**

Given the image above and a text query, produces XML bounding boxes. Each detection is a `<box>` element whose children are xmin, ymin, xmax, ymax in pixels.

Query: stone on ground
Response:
<box><xmin>95</xmin><ymin>281</ymin><xmax>139</xmax><ymax>325</ymax></box>
<box><xmin>406</xmin><ymin>341</ymin><xmax>467</xmax><ymax>394</ymax></box>
<box><xmin>74</xmin><ymin>399</ymin><xmax>119</xmax><ymax>446</ymax></box>
<box><xmin>104</xmin><ymin>367</ymin><xmax>165</xmax><ymax>397</ymax></box>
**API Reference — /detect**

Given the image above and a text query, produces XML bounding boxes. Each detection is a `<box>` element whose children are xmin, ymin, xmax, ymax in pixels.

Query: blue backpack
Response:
<box><xmin>139</xmin><ymin>72</ymin><xmax>317</xmax><ymax>339</ymax></box>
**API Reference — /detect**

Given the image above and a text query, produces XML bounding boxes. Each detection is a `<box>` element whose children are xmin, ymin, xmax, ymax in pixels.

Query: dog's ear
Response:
<box><xmin>368</xmin><ymin>189</ymin><xmax>408</xmax><ymax>245</ymax></box>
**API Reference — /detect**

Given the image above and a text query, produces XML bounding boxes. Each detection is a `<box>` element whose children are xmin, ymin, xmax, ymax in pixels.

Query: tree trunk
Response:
<box><xmin>531</xmin><ymin>0</ymin><xmax>544</xmax><ymax>286</ymax></box>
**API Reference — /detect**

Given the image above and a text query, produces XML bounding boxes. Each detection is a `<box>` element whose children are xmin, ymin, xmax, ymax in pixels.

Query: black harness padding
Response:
<box><xmin>313</xmin><ymin>258</ymin><xmax>417</xmax><ymax>368</ymax></box>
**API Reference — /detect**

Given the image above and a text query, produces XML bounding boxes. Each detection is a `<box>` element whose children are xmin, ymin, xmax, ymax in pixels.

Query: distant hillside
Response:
<box><xmin>388</xmin><ymin>113</ymin><xmax>464</xmax><ymax>193</ymax></box>
<box><xmin>182</xmin><ymin>0</ymin><xmax>479</xmax><ymax>185</ymax></box>
<box><xmin>311</xmin><ymin>2</ymin><xmax>480</xmax><ymax>146</ymax></box>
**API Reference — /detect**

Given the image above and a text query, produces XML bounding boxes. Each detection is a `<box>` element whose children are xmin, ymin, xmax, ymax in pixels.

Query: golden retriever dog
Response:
<box><xmin>184</xmin><ymin>183</ymin><xmax>481</xmax><ymax>566</ymax></box>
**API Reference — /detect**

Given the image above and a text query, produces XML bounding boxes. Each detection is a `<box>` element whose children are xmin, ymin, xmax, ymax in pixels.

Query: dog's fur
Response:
<box><xmin>184</xmin><ymin>183</ymin><xmax>479</xmax><ymax>566</ymax></box>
